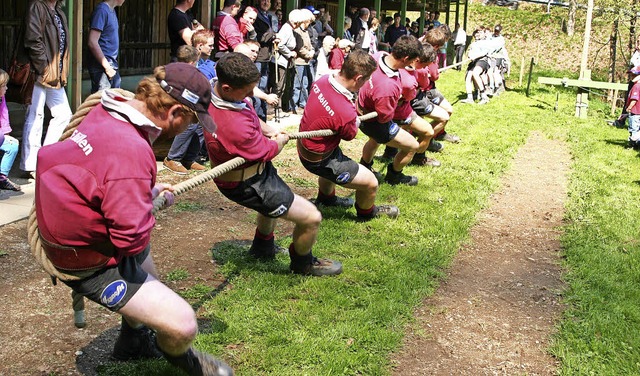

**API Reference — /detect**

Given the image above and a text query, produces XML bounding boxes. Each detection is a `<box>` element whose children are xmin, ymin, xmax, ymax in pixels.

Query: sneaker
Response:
<box><xmin>0</xmin><ymin>178</ymin><xmax>21</xmax><ymax>191</ymax></box>
<box><xmin>385</xmin><ymin>165</ymin><xmax>418</xmax><ymax>186</ymax></box>
<box><xmin>357</xmin><ymin>204</ymin><xmax>400</xmax><ymax>220</ymax></box>
<box><xmin>436</xmin><ymin>133</ymin><xmax>461</xmax><ymax>143</ymax></box>
<box><xmin>187</xmin><ymin>161</ymin><xmax>207</xmax><ymax>171</ymax></box>
<box><xmin>163</xmin><ymin>158</ymin><xmax>188</xmax><ymax>175</ymax></box>
<box><xmin>410</xmin><ymin>156</ymin><xmax>441</xmax><ymax>167</ymax></box>
<box><xmin>112</xmin><ymin>326</ymin><xmax>163</xmax><ymax>361</ymax></box>
<box><xmin>248</xmin><ymin>244</ymin><xmax>278</xmax><ymax>260</ymax></box>
<box><xmin>460</xmin><ymin>98</ymin><xmax>475</xmax><ymax>104</ymax></box>
<box><xmin>316</xmin><ymin>195</ymin><xmax>355</xmax><ymax>208</ymax></box>
<box><xmin>291</xmin><ymin>256</ymin><xmax>343</xmax><ymax>276</ymax></box>
<box><xmin>165</xmin><ymin>348</ymin><xmax>234</xmax><ymax>376</ymax></box>
<box><xmin>427</xmin><ymin>140</ymin><xmax>444</xmax><ymax>153</ymax></box>
<box><xmin>494</xmin><ymin>85</ymin><xmax>505</xmax><ymax>95</ymax></box>
<box><xmin>478</xmin><ymin>97</ymin><xmax>490</xmax><ymax>105</ymax></box>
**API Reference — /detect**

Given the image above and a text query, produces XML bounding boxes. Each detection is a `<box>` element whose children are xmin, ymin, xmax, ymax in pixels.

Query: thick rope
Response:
<box><xmin>28</xmin><ymin>89</ymin><xmax>135</xmax><ymax>282</ymax></box>
<box><xmin>151</xmin><ymin>111</ymin><xmax>379</xmax><ymax>210</ymax></box>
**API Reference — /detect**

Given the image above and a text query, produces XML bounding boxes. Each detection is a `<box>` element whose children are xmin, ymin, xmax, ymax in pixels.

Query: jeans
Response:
<box><xmin>21</xmin><ymin>82</ymin><xmax>72</xmax><ymax>172</ymax></box>
<box><xmin>292</xmin><ymin>64</ymin><xmax>313</xmax><ymax>109</ymax></box>
<box><xmin>167</xmin><ymin>123</ymin><xmax>203</xmax><ymax>163</ymax></box>
<box><xmin>89</xmin><ymin>69</ymin><xmax>121</xmax><ymax>94</ymax></box>
<box><xmin>254</xmin><ymin>61</ymin><xmax>270</xmax><ymax>121</ymax></box>
<box><xmin>629</xmin><ymin>114</ymin><xmax>640</xmax><ymax>142</ymax></box>
<box><xmin>455</xmin><ymin>45</ymin><xmax>465</xmax><ymax>68</ymax></box>
<box><xmin>0</xmin><ymin>134</ymin><xmax>18</xmax><ymax>176</ymax></box>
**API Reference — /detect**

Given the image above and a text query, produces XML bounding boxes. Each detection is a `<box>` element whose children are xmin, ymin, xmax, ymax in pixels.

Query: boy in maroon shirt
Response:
<box><xmin>357</xmin><ymin>35</ymin><xmax>424</xmax><ymax>185</ymax></box>
<box><xmin>299</xmin><ymin>50</ymin><xmax>400</xmax><ymax>220</ymax></box>
<box><xmin>35</xmin><ymin>63</ymin><xmax>232</xmax><ymax>375</ymax></box>
<box><xmin>204</xmin><ymin>53</ymin><xmax>342</xmax><ymax>276</ymax></box>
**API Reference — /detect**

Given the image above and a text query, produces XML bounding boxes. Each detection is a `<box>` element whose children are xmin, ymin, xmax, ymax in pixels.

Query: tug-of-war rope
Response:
<box><xmin>28</xmin><ymin>60</ymin><xmax>463</xmax><ymax>326</ymax></box>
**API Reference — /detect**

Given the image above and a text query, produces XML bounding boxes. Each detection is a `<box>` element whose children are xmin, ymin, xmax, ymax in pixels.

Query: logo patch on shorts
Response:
<box><xmin>268</xmin><ymin>204</ymin><xmax>288</xmax><ymax>217</ymax></box>
<box><xmin>100</xmin><ymin>280</ymin><xmax>127</xmax><ymax>308</ymax></box>
<box><xmin>389</xmin><ymin>122</ymin><xmax>399</xmax><ymax>136</ymax></box>
<box><xmin>336</xmin><ymin>172</ymin><xmax>351</xmax><ymax>184</ymax></box>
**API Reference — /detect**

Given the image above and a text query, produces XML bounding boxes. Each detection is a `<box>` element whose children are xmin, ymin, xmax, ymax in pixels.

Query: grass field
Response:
<box><xmin>95</xmin><ymin>58</ymin><xmax>640</xmax><ymax>375</ymax></box>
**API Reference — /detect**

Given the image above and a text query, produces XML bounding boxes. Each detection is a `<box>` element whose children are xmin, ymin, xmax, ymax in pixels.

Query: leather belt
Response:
<box><xmin>215</xmin><ymin>162</ymin><xmax>265</xmax><ymax>182</ymax></box>
<box><xmin>297</xmin><ymin>140</ymin><xmax>333</xmax><ymax>162</ymax></box>
<box><xmin>39</xmin><ymin>232</ymin><xmax>115</xmax><ymax>272</ymax></box>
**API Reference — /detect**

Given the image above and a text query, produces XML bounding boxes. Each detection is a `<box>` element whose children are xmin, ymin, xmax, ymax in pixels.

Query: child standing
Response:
<box><xmin>626</xmin><ymin>67</ymin><xmax>640</xmax><ymax>148</ymax></box>
<box><xmin>0</xmin><ymin>69</ymin><xmax>21</xmax><ymax>191</ymax></box>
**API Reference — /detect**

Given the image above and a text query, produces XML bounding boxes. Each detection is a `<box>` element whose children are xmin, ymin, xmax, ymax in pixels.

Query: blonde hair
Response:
<box><xmin>0</xmin><ymin>69</ymin><xmax>8</xmax><ymax>87</ymax></box>
<box><xmin>135</xmin><ymin>66</ymin><xmax>194</xmax><ymax>122</ymax></box>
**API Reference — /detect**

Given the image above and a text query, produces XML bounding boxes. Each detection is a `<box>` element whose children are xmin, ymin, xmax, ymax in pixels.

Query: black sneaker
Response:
<box><xmin>290</xmin><ymin>253</ymin><xmax>343</xmax><ymax>276</ymax></box>
<box><xmin>0</xmin><ymin>178</ymin><xmax>21</xmax><ymax>191</ymax></box>
<box><xmin>357</xmin><ymin>204</ymin><xmax>400</xmax><ymax>220</ymax></box>
<box><xmin>316</xmin><ymin>195</ymin><xmax>355</xmax><ymax>208</ymax></box>
<box><xmin>248</xmin><ymin>237</ymin><xmax>279</xmax><ymax>260</ymax></box>
<box><xmin>165</xmin><ymin>348</ymin><xmax>234</xmax><ymax>376</ymax></box>
<box><xmin>427</xmin><ymin>140</ymin><xmax>444</xmax><ymax>153</ymax></box>
<box><xmin>410</xmin><ymin>156</ymin><xmax>441</xmax><ymax>167</ymax></box>
<box><xmin>385</xmin><ymin>165</ymin><xmax>418</xmax><ymax>186</ymax></box>
<box><xmin>112</xmin><ymin>326</ymin><xmax>163</xmax><ymax>361</ymax></box>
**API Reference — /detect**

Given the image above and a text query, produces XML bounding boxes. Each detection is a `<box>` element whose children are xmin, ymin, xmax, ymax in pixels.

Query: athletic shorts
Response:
<box><xmin>395</xmin><ymin>111</ymin><xmax>419</xmax><ymax>125</ymax></box>
<box><xmin>63</xmin><ymin>245</ymin><xmax>151</xmax><ymax>312</ymax></box>
<box><xmin>217</xmin><ymin>161</ymin><xmax>295</xmax><ymax>218</ymax></box>
<box><xmin>475</xmin><ymin>59</ymin><xmax>490</xmax><ymax>74</ymax></box>
<box><xmin>359</xmin><ymin>120</ymin><xmax>401</xmax><ymax>144</ymax></box>
<box><xmin>300</xmin><ymin>147</ymin><xmax>359</xmax><ymax>185</ymax></box>
<box><xmin>425</xmin><ymin>89</ymin><xmax>445</xmax><ymax>106</ymax></box>
<box><xmin>410</xmin><ymin>91</ymin><xmax>435</xmax><ymax>115</ymax></box>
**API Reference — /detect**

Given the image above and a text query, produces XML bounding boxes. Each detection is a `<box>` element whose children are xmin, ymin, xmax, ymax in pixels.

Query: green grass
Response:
<box><xmin>165</xmin><ymin>268</ymin><xmax>190</xmax><ymax>282</ymax></box>
<box><xmin>172</xmin><ymin>200</ymin><xmax>205</xmax><ymax>212</ymax></box>
<box><xmin>101</xmin><ymin>61</ymin><xmax>640</xmax><ymax>376</ymax></box>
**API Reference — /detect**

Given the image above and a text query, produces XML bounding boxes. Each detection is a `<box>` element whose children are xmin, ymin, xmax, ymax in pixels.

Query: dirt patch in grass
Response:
<box><xmin>392</xmin><ymin>131</ymin><xmax>569</xmax><ymax>375</ymax></box>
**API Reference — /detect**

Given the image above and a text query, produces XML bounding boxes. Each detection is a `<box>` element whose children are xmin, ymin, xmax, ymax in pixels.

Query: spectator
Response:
<box><xmin>163</xmin><ymin>31</ymin><xmax>214</xmax><ymax>175</ymax></box>
<box><xmin>87</xmin><ymin>0</ymin><xmax>124</xmax><ymax>93</ymax></box>
<box><xmin>315</xmin><ymin>36</ymin><xmax>336</xmax><ymax>80</ymax></box>
<box><xmin>204</xmin><ymin>53</ymin><xmax>342</xmax><ymax>276</ymax></box>
<box><xmin>614</xmin><ymin>35</ymin><xmax>640</xmax><ymax>128</ymax></box>
<box><xmin>368</xmin><ymin>18</ymin><xmax>380</xmax><ymax>55</ymax></box>
<box><xmin>318</xmin><ymin>12</ymin><xmax>334</xmax><ymax>42</ymax></box>
<box><xmin>432</xmin><ymin>11</ymin><xmax>441</xmax><ymax>28</ymax></box>
<box><xmin>369</xmin><ymin>9</ymin><xmax>378</xmax><ymax>26</ymax></box>
<box><xmin>452</xmin><ymin>22</ymin><xmax>467</xmax><ymax>70</ymax></box>
<box><xmin>343</xmin><ymin>17</ymin><xmax>353</xmax><ymax>41</ymax></box>
<box><xmin>35</xmin><ymin>62</ymin><xmax>232</xmax><ymax>375</ymax></box>
<box><xmin>409</xmin><ymin>21</ymin><xmax>419</xmax><ymax>38</ymax></box>
<box><xmin>313</xmin><ymin>4</ymin><xmax>327</xmax><ymax>37</ymax></box>
<box><xmin>212</xmin><ymin>0</ymin><xmax>243</xmax><ymax>61</ymax></box>
<box><xmin>357</xmin><ymin>35</ymin><xmax>424</xmax><ymax>186</ymax></box>
<box><xmin>253</xmin><ymin>0</ymin><xmax>278</xmax><ymax>121</ymax></box>
<box><xmin>347</xmin><ymin>4</ymin><xmax>359</xmax><ymax>22</ymax></box>
<box><xmin>626</xmin><ymin>68</ymin><xmax>640</xmax><ymax>148</ymax></box>
<box><xmin>273</xmin><ymin>9</ymin><xmax>301</xmax><ymax>114</ymax></box>
<box><xmin>384</xmin><ymin>13</ymin><xmax>407</xmax><ymax>47</ymax></box>
<box><xmin>299</xmin><ymin>49</ymin><xmax>399</xmax><ymax>219</ymax></box>
<box><xmin>268</xmin><ymin>0</ymin><xmax>281</xmax><ymax>31</ymax></box>
<box><xmin>328</xmin><ymin>39</ymin><xmax>354</xmax><ymax>71</ymax></box>
<box><xmin>0</xmin><ymin>70</ymin><xmax>20</xmax><ymax>191</ymax></box>
<box><xmin>20</xmin><ymin>0</ymin><xmax>73</xmax><ymax>177</ymax></box>
<box><xmin>292</xmin><ymin>9</ymin><xmax>315</xmax><ymax>113</ymax></box>
<box><xmin>167</xmin><ymin>0</ymin><xmax>203</xmax><ymax>62</ymax></box>
<box><xmin>350</xmin><ymin>8</ymin><xmax>371</xmax><ymax>52</ymax></box>
<box><xmin>275</xmin><ymin>9</ymin><xmax>283</xmax><ymax>31</ymax></box>
<box><xmin>238</xmin><ymin>6</ymin><xmax>258</xmax><ymax>41</ymax></box>
<box><xmin>233</xmin><ymin>41</ymin><xmax>279</xmax><ymax>109</ymax></box>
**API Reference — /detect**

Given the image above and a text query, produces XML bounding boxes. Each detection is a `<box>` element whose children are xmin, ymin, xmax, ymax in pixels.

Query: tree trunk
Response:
<box><xmin>630</xmin><ymin>0</ymin><xmax>638</xmax><ymax>60</ymax></box>
<box><xmin>609</xmin><ymin>19</ymin><xmax>618</xmax><ymax>103</ymax></box>
<box><xmin>567</xmin><ymin>0</ymin><xmax>576</xmax><ymax>36</ymax></box>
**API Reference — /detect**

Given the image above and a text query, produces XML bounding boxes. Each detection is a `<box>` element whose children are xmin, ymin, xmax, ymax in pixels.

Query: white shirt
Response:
<box><xmin>453</xmin><ymin>28</ymin><xmax>467</xmax><ymax>46</ymax></box>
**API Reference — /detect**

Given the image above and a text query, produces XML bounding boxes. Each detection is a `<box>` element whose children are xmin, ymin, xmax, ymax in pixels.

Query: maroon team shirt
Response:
<box><xmin>35</xmin><ymin>91</ymin><xmax>160</xmax><ymax>266</ymax></box>
<box><xmin>426</xmin><ymin>61</ymin><xmax>439</xmax><ymax>89</ymax></box>
<box><xmin>300</xmin><ymin>74</ymin><xmax>358</xmax><ymax>153</ymax></box>
<box><xmin>395</xmin><ymin>68</ymin><xmax>419</xmax><ymax>120</ymax></box>
<box><xmin>358</xmin><ymin>52</ymin><xmax>401</xmax><ymax>124</ymax></box>
<box><xmin>204</xmin><ymin>95</ymin><xmax>280</xmax><ymax>169</ymax></box>
<box><xmin>212</xmin><ymin>12</ymin><xmax>243</xmax><ymax>52</ymax></box>
<box><xmin>628</xmin><ymin>80</ymin><xmax>640</xmax><ymax>115</ymax></box>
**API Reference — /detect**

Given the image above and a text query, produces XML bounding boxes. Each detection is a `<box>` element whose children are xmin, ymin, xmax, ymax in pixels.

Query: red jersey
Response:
<box><xmin>328</xmin><ymin>47</ymin><xmax>346</xmax><ymax>70</ymax></box>
<box><xmin>415</xmin><ymin>66</ymin><xmax>431</xmax><ymax>91</ymax></box>
<box><xmin>35</xmin><ymin>91</ymin><xmax>159</xmax><ymax>266</ymax></box>
<box><xmin>628</xmin><ymin>80</ymin><xmax>640</xmax><ymax>115</ymax></box>
<box><xmin>212</xmin><ymin>12</ymin><xmax>243</xmax><ymax>52</ymax></box>
<box><xmin>204</xmin><ymin>96</ymin><xmax>279</xmax><ymax>166</ymax></box>
<box><xmin>300</xmin><ymin>75</ymin><xmax>358</xmax><ymax>153</ymax></box>
<box><xmin>426</xmin><ymin>61</ymin><xmax>439</xmax><ymax>89</ymax></box>
<box><xmin>357</xmin><ymin>52</ymin><xmax>401</xmax><ymax>124</ymax></box>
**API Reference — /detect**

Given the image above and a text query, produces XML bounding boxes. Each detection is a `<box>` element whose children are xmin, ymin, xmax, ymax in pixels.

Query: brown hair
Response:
<box><xmin>423</xmin><ymin>27</ymin><xmax>447</xmax><ymax>48</ymax></box>
<box><xmin>341</xmin><ymin>49</ymin><xmax>377</xmax><ymax>80</ymax></box>
<box><xmin>135</xmin><ymin>66</ymin><xmax>196</xmax><ymax>122</ymax></box>
<box><xmin>191</xmin><ymin>29</ymin><xmax>213</xmax><ymax>47</ymax></box>
<box><xmin>176</xmin><ymin>45</ymin><xmax>200</xmax><ymax>64</ymax></box>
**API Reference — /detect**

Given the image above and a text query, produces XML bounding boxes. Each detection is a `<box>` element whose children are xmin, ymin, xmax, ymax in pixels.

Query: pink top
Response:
<box><xmin>212</xmin><ymin>13</ymin><xmax>243</xmax><ymax>52</ymax></box>
<box><xmin>0</xmin><ymin>96</ymin><xmax>11</xmax><ymax>135</ymax></box>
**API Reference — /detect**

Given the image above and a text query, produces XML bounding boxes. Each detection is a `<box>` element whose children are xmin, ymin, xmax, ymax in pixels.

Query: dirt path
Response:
<box><xmin>392</xmin><ymin>131</ymin><xmax>569</xmax><ymax>375</ymax></box>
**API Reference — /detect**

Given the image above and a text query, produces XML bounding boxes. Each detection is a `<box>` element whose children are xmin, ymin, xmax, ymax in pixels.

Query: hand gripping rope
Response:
<box><xmin>27</xmin><ymin>88</ymin><xmax>378</xmax><ymax>328</ymax></box>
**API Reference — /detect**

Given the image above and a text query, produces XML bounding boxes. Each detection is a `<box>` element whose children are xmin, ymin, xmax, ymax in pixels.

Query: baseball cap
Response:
<box><xmin>159</xmin><ymin>62</ymin><xmax>216</xmax><ymax>133</ymax></box>
<box><xmin>629</xmin><ymin>66</ymin><xmax>640</xmax><ymax>75</ymax></box>
<box><xmin>338</xmin><ymin>39</ymin><xmax>355</xmax><ymax>49</ymax></box>
<box><xmin>305</xmin><ymin>5</ymin><xmax>320</xmax><ymax>15</ymax></box>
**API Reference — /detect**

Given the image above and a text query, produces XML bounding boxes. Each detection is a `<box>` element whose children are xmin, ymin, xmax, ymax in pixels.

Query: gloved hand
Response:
<box><xmin>151</xmin><ymin>183</ymin><xmax>176</xmax><ymax>208</ymax></box>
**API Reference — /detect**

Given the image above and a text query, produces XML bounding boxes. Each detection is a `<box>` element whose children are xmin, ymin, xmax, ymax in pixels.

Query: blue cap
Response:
<box><xmin>305</xmin><ymin>5</ymin><xmax>320</xmax><ymax>15</ymax></box>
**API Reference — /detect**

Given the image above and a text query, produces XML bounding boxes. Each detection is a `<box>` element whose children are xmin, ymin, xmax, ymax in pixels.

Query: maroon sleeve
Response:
<box><xmin>223</xmin><ymin>17</ymin><xmax>244</xmax><ymax>49</ymax></box>
<box><xmin>328</xmin><ymin>49</ymin><xmax>342</xmax><ymax>69</ymax></box>
<box><xmin>428</xmin><ymin>62</ymin><xmax>440</xmax><ymax>82</ymax></box>
<box><xmin>222</xmin><ymin>113</ymin><xmax>280</xmax><ymax>162</ymax></box>
<box><xmin>373</xmin><ymin>95</ymin><xmax>396</xmax><ymax>124</ymax></box>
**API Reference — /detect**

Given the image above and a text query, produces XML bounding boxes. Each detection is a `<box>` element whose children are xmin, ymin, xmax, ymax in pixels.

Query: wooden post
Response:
<box><xmin>66</xmin><ymin>0</ymin><xmax>83</xmax><ymax>109</ymax></box>
<box><xmin>519</xmin><ymin>56</ymin><xmax>525</xmax><ymax>86</ymax></box>
<box><xmin>463</xmin><ymin>0</ymin><xmax>469</xmax><ymax>32</ymax></box>
<box><xmin>336</xmin><ymin>0</ymin><xmax>346</xmax><ymax>41</ymax></box>
<box><xmin>576</xmin><ymin>0</ymin><xmax>594</xmax><ymax>118</ymax></box>
<box><xmin>455</xmin><ymin>0</ymin><xmax>460</xmax><ymax>28</ymax></box>
<box><xmin>201</xmin><ymin>0</ymin><xmax>212</xmax><ymax>28</ymax></box>
<box><xmin>611</xmin><ymin>85</ymin><xmax>620</xmax><ymax>116</ymax></box>
<box><xmin>419</xmin><ymin>1</ymin><xmax>426</xmax><ymax>36</ymax></box>
<box><xmin>526</xmin><ymin>57</ymin><xmax>535</xmax><ymax>97</ymax></box>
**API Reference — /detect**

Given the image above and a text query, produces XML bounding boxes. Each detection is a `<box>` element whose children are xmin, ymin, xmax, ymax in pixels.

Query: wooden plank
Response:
<box><xmin>538</xmin><ymin>76</ymin><xmax>628</xmax><ymax>91</ymax></box>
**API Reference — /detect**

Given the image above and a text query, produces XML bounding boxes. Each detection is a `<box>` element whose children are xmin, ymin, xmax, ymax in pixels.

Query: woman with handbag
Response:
<box><xmin>19</xmin><ymin>0</ymin><xmax>73</xmax><ymax>177</ymax></box>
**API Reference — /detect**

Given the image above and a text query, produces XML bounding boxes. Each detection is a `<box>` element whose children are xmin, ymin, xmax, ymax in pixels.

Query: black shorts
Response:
<box><xmin>63</xmin><ymin>245</ymin><xmax>151</xmax><ymax>312</ymax></box>
<box><xmin>300</xmin><ymin>147</ymin><xmax>359</xmax><ymax>185</ymax></box>
<box><xmin>475</xmin><ymin>59</ymin><xmax>490</xmax><ymax>74</ymax></box>
<box><xmin>218</xmin><ymin>161</ymin><xmax>295</xmax><ymax>218</ymax></box>
<box><xmin>425</xmin><ymin>89</ymin><xmax>445</xmax><ymax>106</ymax></box>
<box><xmin>410</xmin><ymin>91</ymin><xmax>435</xmax><ymax>115</ymax></box>
<box><xmin>359</xmin><ymin>120</ymin><xmax>401</xmax><ymax>144</ymax></box>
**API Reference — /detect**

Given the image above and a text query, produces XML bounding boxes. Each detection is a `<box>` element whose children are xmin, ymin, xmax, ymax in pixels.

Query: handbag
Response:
<box><xmin>6</xmin><ymin>19</ymin><xmax>35</xmax><ymax>105</ymax></box>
